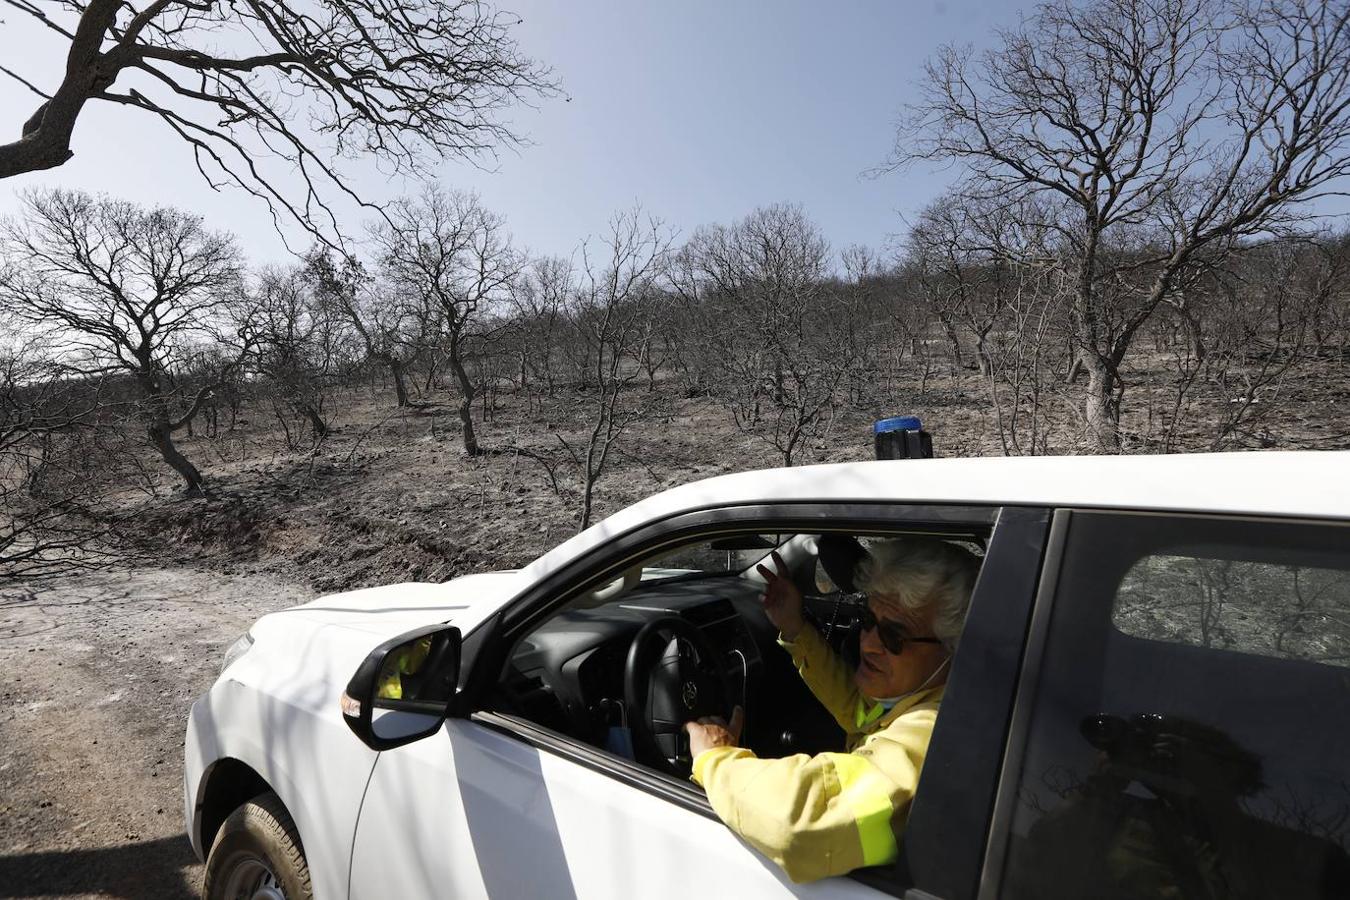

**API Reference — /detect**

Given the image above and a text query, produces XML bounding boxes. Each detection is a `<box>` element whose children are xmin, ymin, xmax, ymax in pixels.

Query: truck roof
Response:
<box><xmin>522</xmin><ymin>452</ymin><xmax>1350</xmax><ymax>582</ymax></box>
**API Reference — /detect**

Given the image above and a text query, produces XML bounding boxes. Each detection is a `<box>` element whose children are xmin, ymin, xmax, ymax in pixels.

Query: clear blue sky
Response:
<box><xmin>0</xmin><ymin>1</ymin><xmax>1032</xmax><ymax>266</ymax></box>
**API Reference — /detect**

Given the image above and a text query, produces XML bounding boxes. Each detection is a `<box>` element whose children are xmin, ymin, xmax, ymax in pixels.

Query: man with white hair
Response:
<box><xmin>684</xmin><ymin>536</ymin><xmax>980</xmax><ymax>883</ymax></box>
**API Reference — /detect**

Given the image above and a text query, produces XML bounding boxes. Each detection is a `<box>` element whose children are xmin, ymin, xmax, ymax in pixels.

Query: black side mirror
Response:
<box><xmin>342</xmin><ymin>624</ymin><xmax>461</xmax><ymax>751</ymax></box>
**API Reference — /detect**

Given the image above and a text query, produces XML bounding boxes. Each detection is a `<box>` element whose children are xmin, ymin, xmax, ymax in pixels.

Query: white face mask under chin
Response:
<box><xmin>870</xmin><ymin>655</ymin><xmax>951</xmax><ymax>706</ymax></box>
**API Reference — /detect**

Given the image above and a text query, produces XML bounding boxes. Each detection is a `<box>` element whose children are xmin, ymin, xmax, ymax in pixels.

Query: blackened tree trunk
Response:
<box><xmin>299</xmin><ymin>403</ymin><xmax>329</xmax><ymax>439</ymax></box>
<box><xmin>448</xmin><ymin>339</ymin><xmax>481</xmax><ymax>456</ymax></box>
<box><xmin>1080</xmin><ymin>352</ymin><xmax>1122</xmax><ymax>452</ymax></box>
<box><xmin>148</xmin><ymin>422</ymin><xmax>206</xmax><ymax>495</ymax></box>
<box><xmin>390</xmin><ymin>358</ymin><xmax>410</xmax><ymax>408</ymax></box>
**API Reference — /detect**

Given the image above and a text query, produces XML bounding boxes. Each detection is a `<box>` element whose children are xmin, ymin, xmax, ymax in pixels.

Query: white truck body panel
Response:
<box><xmin>184</xmin><ymin>452</ymin><xmax>1350</xmax><ymax>899</ymax></box>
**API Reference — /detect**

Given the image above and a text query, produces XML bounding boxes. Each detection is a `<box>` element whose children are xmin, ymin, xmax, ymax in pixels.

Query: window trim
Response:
<box><xmin>977</xmin><ymin>508</ymin><xmax>1070</xmax><ymax>900</ymax></box>
<box><xmin>499</xmin><ymin>501</ymin><xmax>998</xmax><ymax>635</ymax></box>
<box><xmin>900</xmin><ymin>505</ymin><xmax>1052</xmax><ymax>900</ymax></box>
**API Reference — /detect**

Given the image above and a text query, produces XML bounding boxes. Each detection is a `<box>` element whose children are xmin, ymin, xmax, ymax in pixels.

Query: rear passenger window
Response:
<box><xmin>1001</xmin><ymin>512</ymin><xmax>1350</xmax><ymax>900</ymax></box>
<box><xmin>1115</xmin><ymin>555</ymin><xmax>1350</xmax><ymax>667</ymax></box>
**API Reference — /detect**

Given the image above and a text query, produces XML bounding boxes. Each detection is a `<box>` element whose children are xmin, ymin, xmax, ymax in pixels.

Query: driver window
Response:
<box><xmin>497</xmin><ymin>529</ymin><xmax>984</xmax><ymax>768</ymax></box>
<box><xmin>494</xmin><ymin>525</ymin><xmax>988</xmax><ymax>887</ymax></box>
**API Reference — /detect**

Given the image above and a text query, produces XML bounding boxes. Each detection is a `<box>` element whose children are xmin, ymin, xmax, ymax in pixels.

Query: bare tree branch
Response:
<box><xmin>0</xmin><ymin>187</ymin><xmax>246</xmax><ymax>494</ymax></box>
<box><xmin>1</xmin><ymin>0</ymin><xmax>558</xmax><ymax>245</ymax></box>
<box><xmin>890</xmin><ymin>0</ymin><xmax>1350</xmax><ymax>450</ymax></box>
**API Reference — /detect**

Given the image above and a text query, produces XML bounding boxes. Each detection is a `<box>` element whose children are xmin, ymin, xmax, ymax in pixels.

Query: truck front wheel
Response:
<box><xmin>203</xmin><ymin>791</ymin><xmax>312</xmax><ymax>900</ymax></box>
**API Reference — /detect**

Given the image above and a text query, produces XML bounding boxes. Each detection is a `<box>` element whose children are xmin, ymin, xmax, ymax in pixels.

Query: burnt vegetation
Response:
<box><xmin>2</xmin><ymin>0</ymin><xmax>1350</xmax><ymax>584</ymax></box>
<box><xmin>3</xmin><ymin>185</ymin><xmax>1347</xmax><ymax>585</ymax></box>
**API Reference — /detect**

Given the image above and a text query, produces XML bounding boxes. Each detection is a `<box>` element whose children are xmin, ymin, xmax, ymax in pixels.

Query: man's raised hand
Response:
<box><xmin>755</xmin><ymin>551</ymin><xmax>804</xmax><ymax>642</ymax></box>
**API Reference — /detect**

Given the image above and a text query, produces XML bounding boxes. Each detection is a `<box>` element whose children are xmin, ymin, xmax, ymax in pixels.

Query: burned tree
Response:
<box><xmin>0</xmin><ymin>335</ymin><xmax>112</xmax><ymax>579</ymax></box>
<box><xmin>1</xmin><ymin>0</ymin><xmax>555</xmax><ymax>242</ymax></box>
<box><xmin>566</xmin><ymin>209</ymin><xmax>672</xmax><ymax>530</ymax></box>
<box><xmin>677</xmin><ymin>204</ymin><xmax>851</xmax><ymax>466</ymax></box>
<box><xmin>0</xmin><ymin>188</ymin><xmax>243</xmax><ymax>494</ymax></box>
<box><xmin>371</xmin><ymin>187</ymin><xmax>520</xmax><ymax>456</ymax></box>
<box><xmin>900</xmin><ymin>191</ymin><xmax>1070</xmax><ymax>455</ymax></box>
<box><xmin>303</xmin><ymin>248</ymin><xmax>424</xmax><ymax>409</ymax></box>
<box><xmin>895</xmin><ymin>0</ymin><xmax>1350</xmax><ymax>450</ymax></box>
<box><xmin>507</xmin><ymin>256</ymin><xmax>572</xmax><ymax>404</ymax></box>
<box><xmin>1149</xmin><ymin>236</ymin><xmax>1343</xmax><ymax>451</ymax></box>
<box><xmin>248</xmin><ymin>265</ymin><xmax>353</xmax><ymax>445</ymax></box>
<box><xmin>905</xmin><ymin>196</ymin><xmax>1021</xmax><ymax>378</ymax></box>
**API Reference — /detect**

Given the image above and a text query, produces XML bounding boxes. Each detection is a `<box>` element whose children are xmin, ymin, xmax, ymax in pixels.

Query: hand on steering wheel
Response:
<box><xmin>623</xmin><ymin>616</ymin><xmax>736</xmax><ymax>776</ymax></box>
<box><xmin>685</xmin><ymin>705</ymin><xmax>745</xmax><ymax>758</ymax></box>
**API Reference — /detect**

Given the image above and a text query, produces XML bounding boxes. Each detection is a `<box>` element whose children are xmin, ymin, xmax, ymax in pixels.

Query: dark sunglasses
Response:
<box><xmin>857</xmin><ymin>606</ymin><xmax>942</xmax><ymax>655</ymax></box>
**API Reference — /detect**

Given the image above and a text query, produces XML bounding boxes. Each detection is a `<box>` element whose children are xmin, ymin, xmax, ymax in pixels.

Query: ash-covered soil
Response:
<box><xmin>0</xmin><ymin>567</ymin><xmax>306</xmax><ymax>899</ymax></box>
<box><xmin>110</xmin><ymin>389</ymin><xmax>877</xmax><ymax>594</ymax></box>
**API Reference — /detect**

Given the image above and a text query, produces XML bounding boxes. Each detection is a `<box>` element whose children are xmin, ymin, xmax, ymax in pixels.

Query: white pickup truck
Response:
<box><xmin>184</xmin><ymin>452</ymin><xmax>1350</xmax><ymax>900</ymax></box>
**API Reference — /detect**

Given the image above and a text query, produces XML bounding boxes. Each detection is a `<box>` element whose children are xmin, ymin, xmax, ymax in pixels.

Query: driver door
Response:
<box><xmin>347</xmin><ymin>712</ymin><xmax>885</xmax><ymax>898</ymax></box>
<box><xmin>348</xmin><ymin>524</ymin><xmax>877</xmax><ymax>898</ymax></box>
<box><xmin>347</xmin><ymin>501</ymin><xmax>1014</xmax><ymax>899</ymax></box>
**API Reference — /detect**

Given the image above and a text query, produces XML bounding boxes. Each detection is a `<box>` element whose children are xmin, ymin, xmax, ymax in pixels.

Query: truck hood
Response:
<box><xmin>262</xmin><ymin>570</ymin><xmax>530</xmax><ymax>641</ymax></box>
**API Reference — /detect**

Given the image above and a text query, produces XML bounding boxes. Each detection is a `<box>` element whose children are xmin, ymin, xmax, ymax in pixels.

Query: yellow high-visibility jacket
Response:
<box><xmin>375</xmin><ymin>635</ymin><xmax>432</xmax><ymax>700</ymax></box>
<box><xmin>692</xmin><ymin>623</ymin><xmax>944</xmax><ymax>884</ymax></box>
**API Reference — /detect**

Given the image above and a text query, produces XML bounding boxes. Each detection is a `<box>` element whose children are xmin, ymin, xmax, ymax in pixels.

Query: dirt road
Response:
<box><xmin>0</xmin><ymin>566</ymin><xmax>307</xmax><ymax>900</ymax></box>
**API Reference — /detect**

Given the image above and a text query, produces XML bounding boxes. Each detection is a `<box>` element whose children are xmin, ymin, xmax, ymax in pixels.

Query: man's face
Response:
<box><xmin>853</xmin><ymin>594</ymin><xmax>950</xmax><ymax>699</ymax></box>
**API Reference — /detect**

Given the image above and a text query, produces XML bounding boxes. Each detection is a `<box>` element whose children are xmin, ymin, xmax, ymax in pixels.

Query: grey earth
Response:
<box><xmin>0</xmin><ymin>566</ymin><xmax>306</xmax><ymax>900</ymax></box>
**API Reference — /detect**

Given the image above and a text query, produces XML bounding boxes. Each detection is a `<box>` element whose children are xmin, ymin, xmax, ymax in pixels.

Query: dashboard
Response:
<box><xmin>500</xmin><ymin>571</ymin><xmax>850</xmax><ymax>763</ymax></box>
<box><xmin>504</xmin><ymin>575</ymin><xmax>763</xmax><ymax>749</ymax></box>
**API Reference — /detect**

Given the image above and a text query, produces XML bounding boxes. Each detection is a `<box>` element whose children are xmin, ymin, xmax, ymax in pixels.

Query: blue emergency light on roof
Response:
<box><xmin>874</xmin><ymin>416</ymin><xmax>923</xmax><ymax>434</ymax></box>
<box><xmin>873</xmin><ymin>415</ymin><xmax>934</xmax><ymax>460</ymax></box>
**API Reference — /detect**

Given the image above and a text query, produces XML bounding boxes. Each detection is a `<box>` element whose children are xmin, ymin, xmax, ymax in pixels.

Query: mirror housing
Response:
<box><xmin>341</xmin><ymin>624</ymin><xmax>461</xmax><ymax>751</ymax></box>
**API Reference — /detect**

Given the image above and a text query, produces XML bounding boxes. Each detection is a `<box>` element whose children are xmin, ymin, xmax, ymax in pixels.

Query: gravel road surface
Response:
<box><xmin>0</xmin><ymin>566</ymin><xmax>307</xmax><ymax>900</ymax></box>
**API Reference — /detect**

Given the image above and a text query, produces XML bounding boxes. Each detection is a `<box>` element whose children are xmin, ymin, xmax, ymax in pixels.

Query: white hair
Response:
<box><xmin>853</xmin><ymin>537</ymin><xmax>981</xmax><ymax>652</ymax></box>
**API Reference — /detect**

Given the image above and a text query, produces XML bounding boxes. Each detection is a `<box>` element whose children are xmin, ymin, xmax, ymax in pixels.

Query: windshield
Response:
<box><xmin>639</xmin><ymin>534</ymin><xmax>789</xmax><ymax>580</ymax></box>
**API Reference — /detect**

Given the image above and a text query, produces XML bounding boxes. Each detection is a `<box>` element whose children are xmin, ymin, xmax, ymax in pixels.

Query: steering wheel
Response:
<box><xmin>623</xmin><ymin>616</ymin><xmax>735</xmax><ymax>776</ymax></box>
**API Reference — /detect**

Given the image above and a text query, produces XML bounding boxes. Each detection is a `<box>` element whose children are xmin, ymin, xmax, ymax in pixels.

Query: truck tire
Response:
<box><xmin>203</xmin><ymin>791</ymin><xmax>312</xmax><ymax>900</ymax></box>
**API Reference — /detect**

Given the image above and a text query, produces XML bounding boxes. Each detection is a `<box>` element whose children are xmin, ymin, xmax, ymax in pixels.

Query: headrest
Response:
<box><xmin>817</xmin><ymin>534</ymin><xmax>868</xmax><ymax>594</ymax></box>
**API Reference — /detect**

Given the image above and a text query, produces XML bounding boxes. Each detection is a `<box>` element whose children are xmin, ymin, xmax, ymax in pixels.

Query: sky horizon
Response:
<box><xmin>6</xmin><ymin>1</ymin><xmax>1346</xmax><ymax>273</ymax></box>
<box><xmin>0</xmin><ymin>1</ymin><xmax>1037</xmax><ymax>269</ymax></box>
